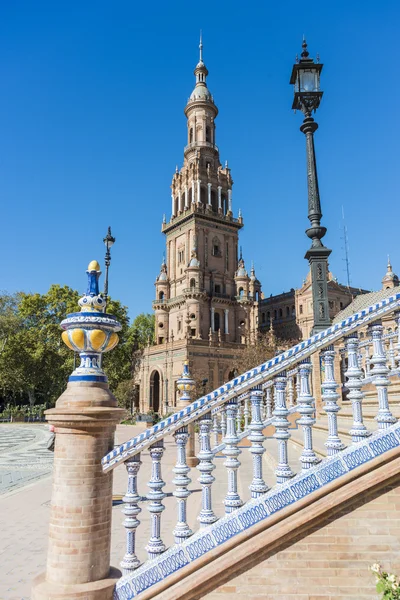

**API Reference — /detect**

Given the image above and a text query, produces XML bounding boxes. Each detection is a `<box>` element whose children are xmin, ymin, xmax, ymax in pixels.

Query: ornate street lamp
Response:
<box><xmin>103</xmin><ymin>226</ymin><xmax>116</xmax><ymax>312</ymax></box>
<box><xmin>290</xmin><ymin>38</ymin><xmax>331</xmax><ymax>334</ymax></box>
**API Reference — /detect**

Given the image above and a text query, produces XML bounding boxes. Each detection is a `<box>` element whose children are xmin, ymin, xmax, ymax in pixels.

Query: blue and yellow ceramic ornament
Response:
<box><xmin>61</xmin><ymin>261</ymin><xmax>121</xmax><ymax>382</ymax></box>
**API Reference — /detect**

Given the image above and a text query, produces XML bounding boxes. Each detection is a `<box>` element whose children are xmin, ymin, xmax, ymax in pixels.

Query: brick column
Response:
<box><xmin>32</xmin><ymin>382</ymin><xmax>124</xmax><ymax>600</ymax></box>
<box><xmin>32</xmin><ymin>260</ymin><xmax>125</xmax><ymax>600</ymax></box>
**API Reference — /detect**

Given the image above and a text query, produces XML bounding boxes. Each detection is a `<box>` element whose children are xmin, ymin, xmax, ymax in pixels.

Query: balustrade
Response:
<box><xmin>103</xmin><ymin>291</ymin><xmax>400</xmax><ymax>592</ymax></box>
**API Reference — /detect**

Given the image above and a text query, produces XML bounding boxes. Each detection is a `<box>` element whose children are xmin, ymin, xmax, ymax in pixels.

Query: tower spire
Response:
<box><xmin>199</xmin><ymin>30</ymin><xmax>203</xmax><ymax>63</ymax></box>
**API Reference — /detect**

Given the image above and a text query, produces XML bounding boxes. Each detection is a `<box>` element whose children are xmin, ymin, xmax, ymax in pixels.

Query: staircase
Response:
<box><xmin>102</xmin><ymin>292</ymin><xmax>400</xmax><ymax>599</ymax></box>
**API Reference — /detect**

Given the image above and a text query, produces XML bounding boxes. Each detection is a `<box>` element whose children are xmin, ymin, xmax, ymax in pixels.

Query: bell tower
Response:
<box><xmin>152</xmin><ymin>36</ymin><xmax>250</xmax><ymax>346</ymax></box>
<box><xmin>141</xmin><ymin>39</ymin><xmax>262</xmax><ymax>414</ymax></box>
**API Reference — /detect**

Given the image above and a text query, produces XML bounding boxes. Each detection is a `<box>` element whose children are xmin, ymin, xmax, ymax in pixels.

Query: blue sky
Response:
<box><xmin>1</xmin><ymin>1</ymin><xmax>399</xmax><ymax>317</ymax></box>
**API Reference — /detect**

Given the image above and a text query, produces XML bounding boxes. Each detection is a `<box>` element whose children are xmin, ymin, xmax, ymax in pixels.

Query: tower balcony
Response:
<box><xmin>184</xmin><ymin>140</ymin><xmax>219</xmax><ymax>157</ymax></box>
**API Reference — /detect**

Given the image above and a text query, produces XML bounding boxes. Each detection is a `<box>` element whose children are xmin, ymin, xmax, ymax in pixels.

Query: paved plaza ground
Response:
<box><xmin>0</xmin><ymin>422</ymin><xmax>303</xmax><ymax>600</ymax></box>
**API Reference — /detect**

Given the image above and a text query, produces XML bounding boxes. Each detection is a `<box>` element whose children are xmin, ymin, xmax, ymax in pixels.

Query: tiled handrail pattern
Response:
<box><xmin>102</xmin><ymin>292</ymin><xmax>400</xmax><ymax>471</ymax></box>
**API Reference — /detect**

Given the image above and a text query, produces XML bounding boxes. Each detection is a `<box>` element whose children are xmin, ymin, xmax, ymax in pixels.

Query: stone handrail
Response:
<box><xmin>107</xmin><ymin>291</ymin><xmax>400</xmax><ymax>599</ymax></box>
<box><xmin>102</xmin><ymin>291</ymin><xmax>400</xmax><ymax>471</ymax></box>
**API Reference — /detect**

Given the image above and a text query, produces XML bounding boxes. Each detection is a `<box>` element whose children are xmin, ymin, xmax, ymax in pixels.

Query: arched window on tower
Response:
<box><xmin>286</xmin><ymin>306</ymin><xmax>290</xmax><ymax>317</ymax></box>
<box><xmin>212</xmin><ymin>237</ymin><xmax>221</xmax><ymax>257</ymax></box>
<box><xmin>190</xmin><ymin>278</ymin><xmax>196</xmax><ymax>289</ymax></box>
<box><xmin>279</xmin><ymin>308</ymin><xmax>283</xmax><ymax>318</ymax></box>
<box><xmin>238</xmin><ymin>287</ymin><xmax>244</xmax><ymax>298</ymax></box>
<box><xmin>206</xmin><ymin>126</ymin><xmax>211</xmax><ymax>143</ymax></box>
<box><xmin>214</xmin><ymin>312</ymin><xmax>220</xmax><ymax>331</ymax></box>
<box><xmin>189</xmin><ymin>128</ymin><xmax>194</xmax><ymax>144</ymax></box>
<box><xmin>200</xmin><ymin>186</ymin><xmax>207</xmax><ymax>205</ymax></box>
<box><xmin>261</xmin><ymin>313</ymin><xmax>266</xmax><ymax>324</ymax></box>
<box><xmin>159</xmin><ymin>291</ymin><xmax>164</xmax><ymax>300</ymax></box>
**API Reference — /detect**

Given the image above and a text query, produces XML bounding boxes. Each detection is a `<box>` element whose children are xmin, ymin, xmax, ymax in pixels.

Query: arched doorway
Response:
<box><xmin>150</xmin><ymin>370</ymin><xmax>160</xmax><ymax>414</ymax></box>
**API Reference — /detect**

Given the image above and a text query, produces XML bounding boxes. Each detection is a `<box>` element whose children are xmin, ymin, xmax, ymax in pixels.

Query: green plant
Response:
<box><xmin>371</xmin><ymin>564</ymin><xmax>400</xmax><ymax>598</ymax></box>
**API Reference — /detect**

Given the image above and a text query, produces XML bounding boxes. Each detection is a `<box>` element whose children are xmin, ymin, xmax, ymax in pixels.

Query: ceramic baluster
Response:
<box><xmin>172</xmin><ymin>427</ymin><xmax>192</xmax><ymax>543</ymax></box>
<box><xmin>120</xmin><ymin>454</ymin><xmax>142</xmax><ymax>574</ymax></box>
<box><xmin>145</xmin><ymin>441</ymin><xmax>166</xmax><ymax>559</ymax></box>
<box><xmin>321</xmin><ymin>345</ymin><xmax>345</xmax><ymax>455</ymax></box>
<box><xmin>344</xmin><ymin>333</ymin><xmax>370</xmax><ymax>443</ymax></box>
<box><xmin>222</xmin><ymin>398</ymin><xmax>243</xmax><ymax>513</ymax></box>
<box><xmin>370</xmin><ymin>322</ymin><xmax>396</xmax><ymax>429</ymax></box>
<box><xmin>197</xmin><ymin>411</ymin><xmax>218</xmax><ymax>526</ymax></box>
<box><xmin>297</xmin><ymin>359</ymin><xmax>320</xmax><ymax>469</ymax></box>
<box><xmin>273</xmin><ymin>371</ymin><xmax>294</xmax><ymax>483</ymax></box>
<box><xmin>248</xmin><ymin>386</ymin><xmax>269</xmax><ymax>497</ymax></box>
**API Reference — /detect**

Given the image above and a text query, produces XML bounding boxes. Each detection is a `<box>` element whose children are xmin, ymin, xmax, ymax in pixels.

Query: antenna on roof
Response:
<box><xmin>340</xmin><ymin>206</ymin><xmax>351</xmax><ymax>288</ymax></box>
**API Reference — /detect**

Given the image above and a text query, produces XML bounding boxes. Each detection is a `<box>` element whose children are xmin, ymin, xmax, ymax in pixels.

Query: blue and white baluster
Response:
<box><xmin>265</xmin><ymin>386</ymin><xmax>273</xmax><ymax>419</ymax></box>
<box><xmin>221</xmin><ymin>407</ymin><xmax>227</xmax><ymax>436</ymax></box>
<box><xmin>145</xmin><ymin>441</ymin><xmax>166</xmax><ymax>559</ymax></box>
<box><xmin>172</xmin><ymin>427</ymin><xmax>192</xmax><ymax>543</ymax></box>
<box><xmin>212</xmin><ymin>410</ymin><xmax>220</xmax><ymax>447</ymax></box>
<box><xmin>244</xmin><ymin>394</ymin><xmax>250</xmax><ymax>430</ymax></box>
<box><xmin>287</xmin><ymin>374</ymin><xmax>295</xmax><ymax>408</ymax></box>
<box><xmin>236</xmin><ymin>400</ymin><xmax>243</xmax><ymax>434</ymax></box>
<box><xmin>388</xmin><ymin>334</ymin><xmax>396</xmax><ymax>370</ymax></box>
<box><xmin>273</xmin><ymin>371</ymin><xmax>295</xmax><ymax>483</ymax></box>
<box><xmin>345</xmin><ymin>333</ymin><xmax>371</xmax><ymax>442</ymax></box>
<box><xmin>223</xmin><ymin>398</ymin><xmax>243</xmax><ymax>513</ymax></box>
<box><xmin>197</xmin><ymin>411</ymin><xmax>218</xmax><ymax>526</ymax></box>
<box><xmin>297</xmin><ymin>359</ymin><xmax>320</xmax><ymax>469</ymax></box>
<box><xmin>295</xmin><ymin>371</ymin><xmax>301</xmax><ymax>402</ymax></box>
<box><xmin>321</xmin><ymin>345</ymin><xmax>345</xmax><ymax>455</ymax></box>
<box><xmin>370</xmin><ymin>322</ymin><xmax>396</xmax><ymax>429</ymax></box>
<box><xmin>120</xmin><ymin>454</ymin><xmax>142</xmax><ymax>574</ymax></box>
<box><xmin>248</xmin><ymin>386</ymin><xmax>269</xmax><ymax>497</ymax></box>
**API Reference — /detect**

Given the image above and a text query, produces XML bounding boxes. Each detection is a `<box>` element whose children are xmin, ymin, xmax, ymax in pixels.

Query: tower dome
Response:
<box><xmin>382</xmin><ymin>257</ymin><xmax>399</xmax><ymax>289</ymax></box>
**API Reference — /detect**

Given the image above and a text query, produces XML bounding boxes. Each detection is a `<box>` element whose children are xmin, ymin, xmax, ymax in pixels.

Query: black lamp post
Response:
<box><xmin>103</xmin><ymin>226</ymin><xmax>116</xmax><ymax>312</ymax></box>
<box><xmin>290</xmin><ymin>39</ymin><xmax>331</xmax><ymax>334</ymax></box>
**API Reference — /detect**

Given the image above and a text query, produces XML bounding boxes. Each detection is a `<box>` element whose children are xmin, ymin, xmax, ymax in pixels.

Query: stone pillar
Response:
<box><xmin>207</xmin><ymin>183</ymin><xmax>212</xmax><ymax>206</ymax></box>
<box><xmin>184</xmin><ymin>185</ymin><xmax>189</xmax><ymax>209</ymax></box>
<box><xmin>218</xmin><ymin>186</ymin><xmax>222</xmax><ymax>211</ymax></box>
<box><xmin>197</xmin><ymin>179</ymin><xmax>201</xmax><ymax>204</ymax></box>
<box><xmin>228</xmin><ymin>189</ymin><xmax>232</xmax><ymax>213</ymax></box>
<box><xmin>32</xmin><ymin>261</ymin><xmax>125</xmax><ymax>600</ymax></box>
<box><xmin>191</xmin><ymin>180</ymin><xmax>195</xmax><ymax>204</ymax></box>
<box><xmin>211</xmin><ymin>306</ymin><xmax>215</xmax><ymax>332</ymax></box>
<box><xmin>224</xmin><ymin>309</ymin><xmax>229</xmax><ymax>335</ymax></box>
<box><xmin>171</xmin><ymin>192</ymin><xmax>175</xmax><ymax>218</ymax></box>
<box><xmin>178</xmin><ymin>189</ymin><xmax>182</xmax><ymax>213</ymax></box>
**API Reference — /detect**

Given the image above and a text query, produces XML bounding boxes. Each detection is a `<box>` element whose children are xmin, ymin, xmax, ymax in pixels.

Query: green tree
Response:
<box><xmin>0</xmin><ymin>292</ymin><xmax>23</xmax><ymax>353</ymax></box>
<box><xmin>111</xmin><ymin>313</ymin><xmax>155</xmax><ymax>412</ymax></box>
<box><xmin>0</xmin><ymin>286</ymin><xmax>134</xmax><ymax>406</ymax></box>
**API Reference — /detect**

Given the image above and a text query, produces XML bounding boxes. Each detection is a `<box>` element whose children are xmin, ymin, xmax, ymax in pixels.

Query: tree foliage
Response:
<box><xmin>231</xmin><ymin>331</ymin><xmax>300</xmax><ymax>379</ymax></box>
<box><xmin>0</xmin><ymin>286</ymin><xmax>154</xmax><ymax>409</ymax></box>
